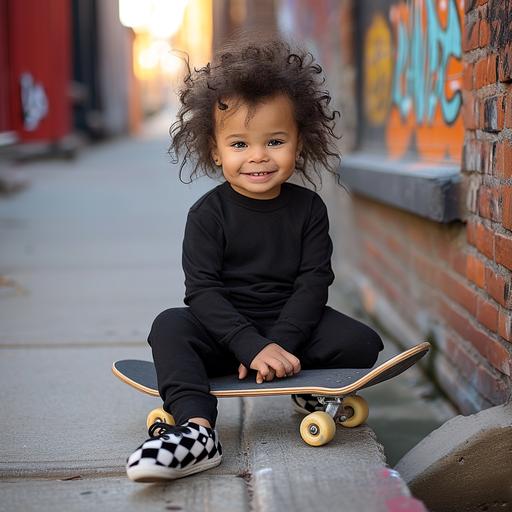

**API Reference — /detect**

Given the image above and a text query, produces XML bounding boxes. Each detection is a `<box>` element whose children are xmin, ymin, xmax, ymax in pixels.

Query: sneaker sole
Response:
<box><xmin>291</xmin><ymin>402</ymin><xmax>311</xmax><ymax>415</ymax></box>
<box><xmin>127</xmin><ymin>453</ymin><xmax>222</xmax><ymax>483</ymax></box>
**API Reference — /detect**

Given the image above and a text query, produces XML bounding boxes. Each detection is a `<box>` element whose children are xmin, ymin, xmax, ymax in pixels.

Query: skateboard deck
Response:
<box><xmin>113</xmin><ymin>342</ymin><xmax>430</xmax><ymax>446</ymax></box>
<box><xmin>112</xmin><ymin>342</ymin><xmax>430</xmax><ymax>398</ymax></box>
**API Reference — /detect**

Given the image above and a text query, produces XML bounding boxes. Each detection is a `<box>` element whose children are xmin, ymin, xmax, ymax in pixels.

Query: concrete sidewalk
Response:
<box><xmin>0</xmin><ymin>111</ymin><xmax>444</xmax><ymax>511</ymax></box>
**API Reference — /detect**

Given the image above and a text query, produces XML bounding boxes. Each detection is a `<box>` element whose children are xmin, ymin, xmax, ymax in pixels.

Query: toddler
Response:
<box><xmin>126</xmin><ymin>35</ymin><xmax>384</xmax><ymax>483</ymax></box>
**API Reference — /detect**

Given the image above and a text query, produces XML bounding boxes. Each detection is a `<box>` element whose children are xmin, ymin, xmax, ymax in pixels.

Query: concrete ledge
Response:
<box><xmin>395</xmin><ymin>402</ymin><xmax>512</xmax><ymax>512</ymax></box>
<box><xmin>0</xmin><ymin>475</ymin><xmax>249</xmax><ymax>512</ymax></box>
<box><xmin>338</xmin><ymin>152</ymin><xmax>463</xmax><ymax>223</ymax></box>
<box><xmin>241</xmin><ymin>395</ymin><xmax>427</xmax><ymax>512</ymax></box>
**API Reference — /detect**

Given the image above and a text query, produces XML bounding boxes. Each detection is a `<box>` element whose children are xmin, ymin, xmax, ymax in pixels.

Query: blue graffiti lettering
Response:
<box><xmin>392</xmin><ymin>0</ymin><xmax>462</xmax><ymax>125</ymax></box>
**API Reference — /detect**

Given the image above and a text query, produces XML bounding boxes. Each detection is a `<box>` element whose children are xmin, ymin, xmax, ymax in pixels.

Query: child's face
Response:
<box><xmin>211</xmin><ymin>94</ymin><xmax>301</xmax><ymax>200</ymax></box>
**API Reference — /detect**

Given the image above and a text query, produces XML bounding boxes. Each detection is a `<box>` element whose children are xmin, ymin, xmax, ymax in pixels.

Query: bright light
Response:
<box><xmin>134</xmin><ymin>38</ymin><xmax>183</xmax><ymax>79</ymax></box>
<box><xmin>119</xmin><ymin>0</ymin><xmax>189</xmax><ymax>38</ymax></box>
<box><xmin>161</xmin><ymin>51</ymin><xmax>183</xmax><ymax>75</ymax></box>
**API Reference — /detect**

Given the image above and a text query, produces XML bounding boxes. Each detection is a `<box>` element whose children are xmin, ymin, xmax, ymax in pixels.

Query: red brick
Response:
<box><xmin>412</xmin><ymin>253</ymin><xmax>438</xmax><ymax>285</ymax></box>
<box><xmin>467</xmin><ymin>253</ymin><xmax>486</xmax><ymax>288</ymax></box>
<box><xmin>356</xmin><ymin>214</ymin><xmax>388</xmax><ymax>248</ymax></box>
<box><xmin>448</xmin><ymin>333</ymin><xmax>512</xmax><ymax>403</ymax></box>
<box><xmin>475</xmin><ymin>54</ymin><xmax>497</xmax><ymax>87</ymax></box>
<box><xmin>438</xmin><ymin>269</ymin><xmax>478</xmax><ymax>315</ymax></box>
<box><xmin>499</xmin><ymin>310</ymin><xmax>512</xmax><ymax>342</ymax></box>
<box><xmin>474</xmin><ymin>58</ymin><xmax>487</xmax><ymax>88</ymax></box>
<box><xmin>477</xmin><ymin>186</ymin><xmax>501</xmax><ymax>221</ymax></box>
<box><xmin>482</xmin><ymin>141</ymin><xmax>496</xmax><ymax>175</ymax></box>
<box><xmin>464</xmin><ymin>18</ymin><xmax>480</xmax><ymax>51</ymax></box>
<box><xmin>479</xmin><ymin>19</ymin><xmax>491</xmax><ymax>47</ymax></box>
<box><xmin>405</xmin><ymin>221</ymin><xmax>434</xmax><ymax>255</ymax></box>
<box><xmin>463</xmin><ymin>62</ymin><xmax>474</xmax><ymax>90</ymax></box>
<box><xmin>466</xmin><ymin>220</ymin><xmax>477</xmax><ymax>245</ymax></box>
<box><xmin>434</xmin><ymin>226</ymin><xmax>462</xmax><ymax>266</ymax></box>
<box><xmin>477</xmin><ymin>296</ymin><xmax>499</xmax><ymax>332</ymax></box>
<box><xmin>503</xmin><ymin>185</ymin><xmax>512</xmax><ymax>230</ymax></box>
<box><xmin>498</xmin><ymin>44</ymin><xmax>512</xmax><ymax>82</ymax></box>
<box><xmin>360</xmin><ymin>260</ymin><xmax>404</xmax><ymax>309</ymax></box>
<box><xmin>482</xmin><ymin>94</ymin><xmax>505</xmax><ymax>132</ymax></box>
<box><xmin>495</xmin><ymin>140</ymin><xmax>512</xmax><ymax>179</ymax></box>
<box><xmin>485</xmin><ymin>267</ymin><xmax>511</xmax><ymax>308</ymax></box>
<box><xmin>462</xmin><ymin>139</ymin><xmax>483</xmax><ymax>172</ymax></box>
<box><xmin>452</xmin><ymin>248</ymin><xmax>468</xmax><ymax>277</ymax></box>
<box><xmin>474</xmin><ymin>222</ymin><xmax>495</xmax><ymax>259</ymax></box>
<box><xmin>383</xmin><ymin>233</ymin><xmax>407</xmax><ymax>256</ymax></box>
<box><xmin>462</xmin><ymin>91</ymin><xmax>479</xmax><ymax>130</ymax></box>
<box><xmin>362</xmin><ymin>238</ymin><xmax>407</xmax><ymax>290</ymax></box>
<box><xmin>464</xmin><ymin>139</ymin><xmax>496</xmax><ymax>174</ymax></box>
<box><xmin>438</xmin><ymin>297</ymin><xmax>512</xmax><ymax>375</ymax></box>
<box><xmin>445</xmin><ymin>335</ymin><xmax>480</xmax><ymax>378</ymax></box>
<box><xmin>474</xmin><ymin>364</ymin><xmax>510</xmax><ymax>403</ymax></box>
<box><xmin>496</xmin><ymin>233</ymin><xmax>512</xmax><ymax>270</ymax></box>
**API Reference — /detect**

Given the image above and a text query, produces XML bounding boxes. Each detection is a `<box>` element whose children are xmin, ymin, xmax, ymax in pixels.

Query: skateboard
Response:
<box><xmin>113</xmin><ymin>341</ymin><xmax>430</xmax><ymax>447</ymax></box>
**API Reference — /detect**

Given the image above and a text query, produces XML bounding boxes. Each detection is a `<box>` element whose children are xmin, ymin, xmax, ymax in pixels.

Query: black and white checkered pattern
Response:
<box><xmin>291</xmin><ymin>393</ymin><xmax>324</xmax><ymax>414</ymax></box>
<box><xmin>126</xmin><ymin>421</ymin><xmax>222</xmax><ymax>482</ymax></box>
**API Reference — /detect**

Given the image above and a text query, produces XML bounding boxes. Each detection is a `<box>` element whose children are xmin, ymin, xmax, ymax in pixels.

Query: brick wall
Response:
<box><xmin>328</xmin><ymin>0</ymin><xmax>512</xmax><ymax>414</ymax></box>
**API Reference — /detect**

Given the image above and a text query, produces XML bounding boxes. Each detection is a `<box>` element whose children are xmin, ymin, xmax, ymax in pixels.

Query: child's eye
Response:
<box><xmin>230</xmin><ymin>141</ymin><xmax>247</xmax><ymax>149</ymax></box>
<box><xmin>268</xmin><ymin>139</ymin><xmax>284</xmax><ymax>146</ymax></box>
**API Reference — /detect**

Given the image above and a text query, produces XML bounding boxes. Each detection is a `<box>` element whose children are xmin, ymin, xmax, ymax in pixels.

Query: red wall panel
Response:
<box><xmin>0</xmin><ymin>0</ymin><xmax>11</xmax><ymax>133</ymax></box>
<box><xmin>8</xmin><ymin>0</ymin><xmax>71</xmax><ymax>142</ymax></box>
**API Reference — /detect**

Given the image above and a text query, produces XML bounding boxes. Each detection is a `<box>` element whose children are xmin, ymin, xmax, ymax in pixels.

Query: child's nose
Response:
<box><xmin>248</xmin><ymin>146</ymin><xmax>269</xmax><ymax>162</ymax></box>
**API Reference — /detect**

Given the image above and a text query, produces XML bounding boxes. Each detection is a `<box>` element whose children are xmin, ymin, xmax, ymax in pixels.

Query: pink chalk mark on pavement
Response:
<box><xmin>377</xmin><ymin>468</ymin><xmax>428</xmax><ymax>512</ymax></box>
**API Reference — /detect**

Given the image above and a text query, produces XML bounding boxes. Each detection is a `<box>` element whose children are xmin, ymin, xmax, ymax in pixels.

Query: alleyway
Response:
<box><xmin>0</xmin><ymin>111</ymin><xmax>447</xmax><ymax>511</ymax></box>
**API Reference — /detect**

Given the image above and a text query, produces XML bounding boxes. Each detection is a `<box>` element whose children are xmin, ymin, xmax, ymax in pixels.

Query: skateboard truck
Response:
<box><xmin>315</xmin><ymin>395</ymin><xmax>363</xmax><ymax>423</ymax></box>
<box><xmin>299</xmin><ymin>394</ymin><xmax>370</xmax><ymax>446</ymax></box>
<box><xmin>317</xmin><ymin>396</ymin><xmax>349</xmax><ymax>422</ymax></box>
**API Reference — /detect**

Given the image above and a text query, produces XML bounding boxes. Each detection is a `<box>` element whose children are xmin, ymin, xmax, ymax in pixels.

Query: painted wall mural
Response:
<box><xmin>363</xmin><ymin>0</ymin><xmax>464</xmax><ymax>161</ymax></box>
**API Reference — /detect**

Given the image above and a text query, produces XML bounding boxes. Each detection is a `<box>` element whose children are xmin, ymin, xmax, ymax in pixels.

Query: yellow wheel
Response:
<box><xmin>299</xmin><ymin>411</ymin><xmax>336</xmax><ymax>446</ymax></box>
<box><xmin>338</xmin><ymin>395</ymin><xmax>369</xmax><ymax>428</ymax></box>
<box><xmin>146</xmin><ymin>407</ymin><xmax>175</xmax><ymax>429</ymax></box>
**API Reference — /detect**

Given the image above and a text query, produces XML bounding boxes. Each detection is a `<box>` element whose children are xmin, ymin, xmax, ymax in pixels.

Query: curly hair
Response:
<box><xmin>169</xmin><ymin>34</ymin><xmax>343</xmax><ymax>191</ymax></box>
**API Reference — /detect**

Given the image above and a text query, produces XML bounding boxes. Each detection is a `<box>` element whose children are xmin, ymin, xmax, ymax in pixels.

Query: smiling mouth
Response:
<box><xmin>242</xmin><ymin>171</ymin><xmax>277</xmax><ymax>176</ymax></box>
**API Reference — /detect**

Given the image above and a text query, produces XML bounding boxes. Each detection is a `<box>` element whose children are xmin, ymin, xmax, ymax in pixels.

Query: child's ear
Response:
<box><xmin>210</xmin><ymin>145</ymin><xmax>221</xmax><ymax>167</ymax></box>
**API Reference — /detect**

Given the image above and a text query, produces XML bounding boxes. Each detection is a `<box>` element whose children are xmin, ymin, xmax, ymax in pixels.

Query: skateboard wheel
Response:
<box><xmin>146</xmin><ymin>407</ymin><xmax>175</xmax><ymax>429</ymax></box>
<box><xmin>299</xmin><ymin>411</ymin><xmax>336</xmax><ymax>446</ymax></box>
<box><xmin>338</xmin><ymin>396</ymin><xmax>369</xmax><ymax>428</ymax></box>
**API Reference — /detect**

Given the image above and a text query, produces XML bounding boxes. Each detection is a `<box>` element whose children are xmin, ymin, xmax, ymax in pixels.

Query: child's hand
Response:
<box><xmin>238</xmin><ymin>343</ymin><xmax>301</xmax><ymax>383</ymax></box>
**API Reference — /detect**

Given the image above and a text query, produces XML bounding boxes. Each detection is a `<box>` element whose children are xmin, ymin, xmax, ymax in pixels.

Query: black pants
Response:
<box><xmin>148</xmin><ymin>305</ymin><xmax>384</xmax><ymax>428</ymax></box>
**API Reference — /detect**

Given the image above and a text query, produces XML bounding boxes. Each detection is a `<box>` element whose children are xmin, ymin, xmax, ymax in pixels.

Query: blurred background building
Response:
<box><xmin>1</xmin><ymin>0</ymin><xmax>510</xmax><ymax>414</ymax></box>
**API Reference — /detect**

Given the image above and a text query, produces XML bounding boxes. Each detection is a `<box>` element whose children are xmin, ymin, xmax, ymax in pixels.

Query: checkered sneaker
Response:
<box><xmin>291</xmin><ymin>393</ymin><xmax>324</xmax><ymax>415</ymax></box>
<box><xmin>126</xmin><ymin>420</ymin><xmax>222</xmax><ymax>482</ymax></box>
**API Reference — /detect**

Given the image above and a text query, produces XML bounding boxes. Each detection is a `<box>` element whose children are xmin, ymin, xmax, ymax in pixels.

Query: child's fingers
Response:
<box><xmin>255</xmin><ymin>363</ymin><xmax>270</xmax><ymax>383</ymax></box>
<box><xmin>238</xmin><ymin>363</ymin><xmax>248</xmax><ymax>380</ymax></box>
<box><xmin>256</xmin><ymin>365</ymin><xmax>276</xmax><ymax>383</ymax></box>
<box><xmin>263</xmin><ymin>356</ymin><xmax>288</xmax><ymax>378</ymax></box>
<box><xmin>268</xmin><ymin>355</ymin><xmax>299</xmax><ymax>378</ymax></box>
<box><xmin>277</xmin><ymin>349</ymin><xmax>301</xmax><ymax>374</ymax></box>
<box><xmin>264</xmin><ymin>368</ymin><xmax>276</xmax><ymax>381</ymax></box>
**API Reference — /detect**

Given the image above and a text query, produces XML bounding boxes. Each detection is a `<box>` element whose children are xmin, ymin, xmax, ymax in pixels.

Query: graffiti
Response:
<box><xmin>20</xmin><ymin>73</ymin><xmax>48</xmax><ymax>132</ymax></box>
<box><xmin>362</xmin><ymin>0</ymin><xmax>464</xmax><ymax>161</ymax></box>
<box><xmin>364</xmin><ymin>14</ymin><xmax>393</xmax><ymax>125</ymax></box>
<box><xmin>393</xmin><ymin>0</ymin><xmax>462</xmax><ymax>124</ymax></box>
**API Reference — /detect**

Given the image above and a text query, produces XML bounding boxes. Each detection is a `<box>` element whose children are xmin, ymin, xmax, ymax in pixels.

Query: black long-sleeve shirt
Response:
<box><xmin>182</xmin><ymin>180</ymin><xmax>335</xmax><ymax>368</ymax></box>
